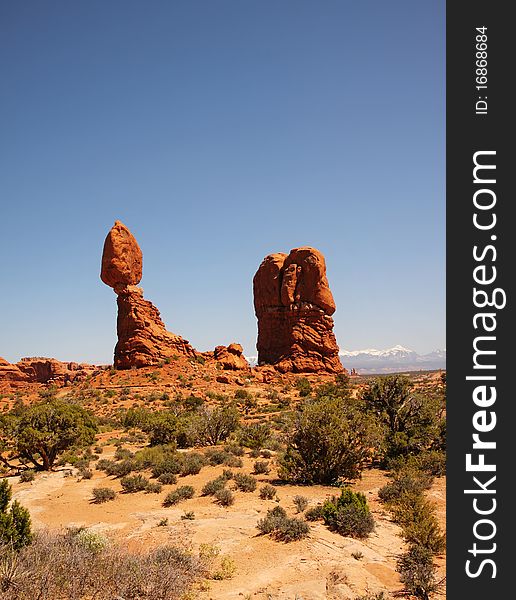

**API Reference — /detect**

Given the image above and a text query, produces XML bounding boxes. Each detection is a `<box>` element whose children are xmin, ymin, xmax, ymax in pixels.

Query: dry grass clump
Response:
<box><xmin>0</xmin><ymin>529</ymin><xmax>207</xmax><ymax>599</ymax></box>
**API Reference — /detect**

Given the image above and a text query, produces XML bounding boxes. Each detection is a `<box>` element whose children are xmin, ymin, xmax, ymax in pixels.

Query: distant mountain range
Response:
<box><xmin>339</xmin><ymin>345</ymin><xmax>446</xmax><ymax>374</ymax></box>
<box><xmin>246</xmin><ymin>345</ymin><xmax>446</xmax><ymax>374</ymax></box>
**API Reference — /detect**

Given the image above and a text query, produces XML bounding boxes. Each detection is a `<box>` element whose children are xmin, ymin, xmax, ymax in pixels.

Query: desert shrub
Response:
<box><xmin>253</xmin><ymin>460</ymin><xmax>270</xmax><ymax>475</ymax></box>
<box><xmin>296</xmin><ymin>377</ymin><xmax>312</xmax><ymax>397</ymax></box>
<box><xmin>293</xmin><ymin>495</ymin><xmax>308</xmax><ymax>513</ymax></box>
<box><xmin>141</xmin><ymin>411</ymin><xmax>186</xmax><ymax>447</ymax></box>
<box><xmin>181</xmin><ymin>511</ymin><xmax>195</xmax><ymax>520</ymax></box>
<box><xmin>257</xmin><ymin>506</ymin><xmax>309</xmax><ymax>542</ymax></box>
<box><xmin>205</xmin><ymin>449</ymin><xmax>231</xmax><ymax>466</ymax></box>
<box><xmin>354</xmin><ymin>593</ymin><xmax>389</xmax><ymax>600</ymax></box>
<box><xmin>91</xmin><ymin>487</ymin><xmax>116</xmax><ymax>503</ymax></box>
<box><xmin>150</xmin><ymin>455</ymin><xmax>183</xmax><ymax>478</ymax></box>
<box><xmin>256</xmin><ymin>506</ymin><xmax>288</xmax><ymax>535</ymax></box>
<box><xmin>193</xmin><ymin>405</ymin><xmax>240</xmax><ymax>445</ymax></box>
<box><xmin>275</xmin><ymin>517</ymin><xmax>310</xmax><ymax>542</ymax></box>
<box><xmin>390</xmin><ymin>493</ymin><xmax>445</xmax><ymax>554</ymax></box>
<box><xmin>412</xmin><ymin>450</ymin><xmax>446</xmax><ymax>477</ymax></box>
<box><xmin>96</xmin><ymin>458</ymin><xmax>115</xmax><ymax>472</ymax></box>
<box><xmin>233</xmin><ymin>473</ymin><xmax>257</xmax><ymax>492</ymax></box>
<box><xmin>260</xmin><ymin>449</ymin><xmax>273</xmax><ymax>459</ymax></box>
<box><xmin>180</xmin><ymin>452</ymin><xmax>206</xmax><ymax>476</ymax></box>
<box><xmin>108</xmin><ymin>459</ymin><xmax>137</xmax><ymax>478</ymax></box>
<box><xmin>214</xmin><ymin>488</ymin><xmax>235</xmax><ymax>506</ymax></box>
<box><xmin>224</xmin><ymin>443</ymin><xmax>245</xmax><ymax>457</ymax></box>
<box><xmin>259</xmin><ymin>484</ymin><xmax>277</xmax><ymax>500</ymax></box>
<box><xmin>234</xmin><ymin>389</ymin><xmax>251</xmax><ymax>400</ymax></box>
<box><xmin>114</xmin><ymin>447</ymin><xmax>134</xmax><ymax>461</ymax></box>
<box><xmin>19</xmin><ymin>470</ymin><xmax>35</xmax><ymax>483</ymax></box>
<box><xmin>78</xmin><ymin>467</ymin><xmax>93</xmax><ymax>479</ymax></box>
<box><xmin>397</xmin><ymin>544</ymin><xmax>440</xmax><ymax>599</ymax></box>
<box><xmin>305</xmin><ymin>505</ymin><xmax>325</xmax><ymax>521</ymax></box>
<box><xmin>202</xmin><ymin>476</ymin><xmax>227</xmax><ymax>497</ymax></box>
<box><xmin>223</xmin><ymin>455</ymin><xmax>243</xmax><ymax>468</ymax></box>
<box><xmin>222</xmin><ymin>469</ymin><xmax>234</xmax><ymax>480</ymax></box>
<box><xmin>378</xmin><ymin>468</ymin><xmax>433</xmax><ymax>504</ymax></box>
<box><xmin>74</xmin><ymin>529</ymin><xmax>108</xmax><ymax>553</ymax></box>
<box><xmin>182</xmin><ymin>395</ymin><xmax>205</xmax><ymax>412</ymax></box>
<box><xmin>361</xmin><ymin>375</ymin><xmax>443</xmax><ymax>462</ymax></box>
<box><xmin>0</xmin><ymin>480</ymin><xmax>32</xmax><ymax>550</ymax></box>
<box><xmin>0</xmin><ymin>529</ymin><xmax>207</xmax><ymax>599</ymax></box>
<box><xmin>145</xmin><ymin>482</ymin><xmax>163</xmax><ymax>494</ymax></box>
<box><xmin>163</xmin><ymin>486</ymin><xmax>195</xmax><ymax>506</ymax></box>
<box><xmin>0</xmin><ymin>399</ymin><xmax>98</xmax><ymax>471</ymax></box>
<box><xmin>238</xmin><ymin>423</ymin><xmax>271</xmax><ymax>450</ymax></box>
<box><xmin>249</xmin><ymin>448</ymin><xmax>261</xmax><ymax>458</ymax></box>
<box><xmin>120</xmin><ymin>474</ymin><xmax>149</xmax><ymax>493</ymax></box>
<box><xmin>279</xmin><ymin>395</ymin><xmax>382</xmax><ymax>484</ymax></box>
<box><xmin>322</xmin><ymin>488</ymin><xmax>375</xmax><ymax>539</ymax></box>
<box><xmin>212</xmin><ymin>555</ymin><xmax>237</xmax><ymax>580</ymax></box>
<box><xmin>158</xmin><ymin>473</ymin><xmax>178</xmax><ymax>485</ymax></box>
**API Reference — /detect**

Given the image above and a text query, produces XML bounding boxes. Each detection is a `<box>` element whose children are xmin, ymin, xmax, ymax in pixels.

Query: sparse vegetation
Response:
<box><xmin>252</xmin><ymin>460</ymin><xmax>270</xmax><ymax>474</ymax></box>
<box><xmin>293</xmin><ymin>495</ymin><xmax>308</xmax><ymax>513</ymax></box>
<box><xmin>120</xmin><ymin>474</ymin><xmax>149</xmax><ymax>493</ymax></box>
<box><xmin>259</xmin><ymin>484</ymin><xmax>277</xmax><ymax>500</ymax></box>
<box><xmin>257</xmin><ymin>506</ymin><xmax>310</xmax><ymax>542</ymax></box>
<box><xmin>322</xmin><ymin>488</ymin><xmax>375</xmax><ymax>539</ymax></box>
<box><xmin>0</xmin><ymin>529</ymin><xmax>207</xmax><ymax>599</ymax></box>
<box><xmin>163</xmin><ymin>485</ymin><xmax>195</xmax><ymax>506</ymax></box>
<box><xmin>233</xmin><ymin>473</ymin><xmax>257</xmax><ymax>492</ymax></box>
<box><xmin>91</xmin><ymin>487</ymin><xmax>116</xmax><ymax>503</ymax></box>
<box><xmin>0</xmin><ymin>480</ymin><xmax>32</xmax><ymax>549</ymax></box>
<box><xmin>214</xmin><ymin>488</ymin><xmax>234</xmax><ymax>506</ymax></box>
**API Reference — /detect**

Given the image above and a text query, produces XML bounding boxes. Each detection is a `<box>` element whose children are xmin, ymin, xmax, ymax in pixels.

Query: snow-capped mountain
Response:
<box><xmin>246</xmin><ymin>345</ymin><xmax>446</xmax><ymax>373</ymax></box>
<box><xmin>339</xmin><ymin>345</ymin><xmax>446</xmax><ymax>374</ymax></box>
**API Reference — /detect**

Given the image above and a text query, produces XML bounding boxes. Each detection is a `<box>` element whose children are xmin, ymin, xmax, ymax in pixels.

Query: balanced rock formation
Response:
<box><xmin>101</xmin><ymin>221</ymin><xmax>197</xmax><ymax>369</ymax></box>
<box><xmin>253</xmin><ymin>247</ymin><xmax>343</xmax><ymax>373</ymax></box>
<box><xmin>213</xmin><ymin>343</ymin><xmax>249</xmax><ymax>371</ymax></box>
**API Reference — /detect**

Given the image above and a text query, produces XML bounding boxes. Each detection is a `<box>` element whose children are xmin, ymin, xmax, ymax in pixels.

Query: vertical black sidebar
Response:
<box><xmin>447</xmin><ymin>1</ymin><xmax>514</xmax><ymax>598</ymax></box>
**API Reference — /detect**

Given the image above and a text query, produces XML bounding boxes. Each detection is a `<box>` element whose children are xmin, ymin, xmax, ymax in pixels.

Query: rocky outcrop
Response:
<box><xmin>253</xmin><ymin>247</ymin><xmax>343</xmax><ymax>373</ymax></box>
<box><xmin>0</xmin><ymin>357</ymin><xmax>97</xmax><ymax>385</ymax></box>
<box><xmin>213</xmin><ymin>343</ymin><xmax>249</xmax><ymax>370</ymax></box>
<box><xmin>101</xmin><ymin>221</ymin><xmax>197</xmax><ymax>369</ymax></box>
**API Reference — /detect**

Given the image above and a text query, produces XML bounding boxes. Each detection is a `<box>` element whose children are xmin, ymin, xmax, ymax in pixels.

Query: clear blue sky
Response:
<box><xmin>0</xmin><ymin>1</ymin><xmax>445</xmax><ymax>364</ymax></box>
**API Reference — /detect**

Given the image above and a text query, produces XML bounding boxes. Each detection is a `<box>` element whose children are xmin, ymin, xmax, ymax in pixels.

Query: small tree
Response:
<box><xmin>0</xmin><ymin>479</ymin><xmax>33</xmax><ymax>549</ymax></box>
<box><xmin>397</xmin><ymin>544</ymin><xmax>440</xmax><ymax>600</ymax></box>
<box><xmin>361</xmin><ymin>376</ymin><xmax>441</xmax><ymax>460</ymax></box>
<box><xmin>279</xmin><ymin>395</ymin><xmax>382</xmax><ymax>484</ymax></box>
<box><xmin>194</xmin><ymin>405</ymin><xmax>240</xmax><ymax>445</ymax></box>
<box><xmin>1</xmin><ymin>400</ymin><xmax>97</xmax><ymax>471</ymax></box>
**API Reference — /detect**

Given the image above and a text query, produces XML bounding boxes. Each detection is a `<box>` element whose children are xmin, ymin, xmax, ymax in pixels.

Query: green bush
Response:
<box><xmin>233</xmin><ymin>473</ymin><xmax>257</xmax><ymax>492</ymax></box>
<box><xmin>257</xmin><ymin>506</ymin><xmax>309</xmax><ymax>542</ymax></box>
<box><xmin>157</xmin><ymin>472</ymin><xmax>177</xmax><ymax>485</ymax></box>
<box><xmin>391</xmin><ymin>493</ymin><xmax>445</xmax><ymax>554</ymax></box>
<box><xmin>293</xmin><ymin>495</ymin><xmax>308</xmax><ymax>513</ymax></box>
<box><xmin>295</xmin><ymin>377</ymin><xmax>312</xmax><ymax>397</ymax></box>
<box><xmin>378</xmin><ymin>469</ymin><xmax>432</xmax><ymax>504</ymax></box>
<box><xmin>253</xmin><ymin>460</ymin><xmax>270</xmax><ymax>475</ymax></box>
<box><xmin>120</xmin><ymin>474</ymin><xmax>149</xmax><ymax>493</ymax></box>
<box><xmin>180</xmin><ymin>452</ymin><xmax>206</xmax><ymax>476</ymax></box>
<box><xmin>91</xmin><ymin>487</ymin><xmax>116</xmax><ymax>503</ymax></box>
<box><xmin>202</xmin><ymin>476</ymin><xmax>228</xmax><ymax>496</ymax></box>
<box><xmin>322</xmin><ymin>488</ymin><xmax>375</xmax><ymax>539</ymax></box>
<box><xmin>224</xmin><ymin>443</ymin><xmax>245</xmax><ymax>457</ymax></box>
<box><xmin>19</xmin><ymin>470</ymin><xmax>36</xmax><ymax>483</ymax></box>
<box><xmin>214</xmin><ymin>488</ymin><xmax>235</xmax><ymax>506</ymax></box>
<box><xmin>305</xmin><ymin>505</ymin><xmax>325</xmax><ymax>521</ymax></box>
<box><xmin>238</xmin><ymin>423</ymin><xmax>271</xmax><ymax>450</ymax></box>
<box><xmin>397</xmin><ymin>544</ymin><xmax>440</xmax><ymax>599</ymax></box>
<box><xmin>145</xmin><ymin>482</ymin><xmax>163</xmax><ymax>494</ymax></box>
<box><xmin>78</xmin><ymin>467</ymin><xmax>93</xmax><ymax>479</ymax></box>
<box><xmin>279</xmin><ymin>395</ymin><xmax>382</xmax><ymax>484</ymax></box>
<box><xmin>163</xmin><ymin>486</ymin><xmax>195</xmax><ymax>506</ymax></box>
<box><xmin>0</xmin><ymin>479</ymin><xmax>33</xmax><ymax>549</ymax></box>
<box><xmin>259</xmin><ymin>484</ymin><xmax>277</xmax><ymax>500</ymax></box>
